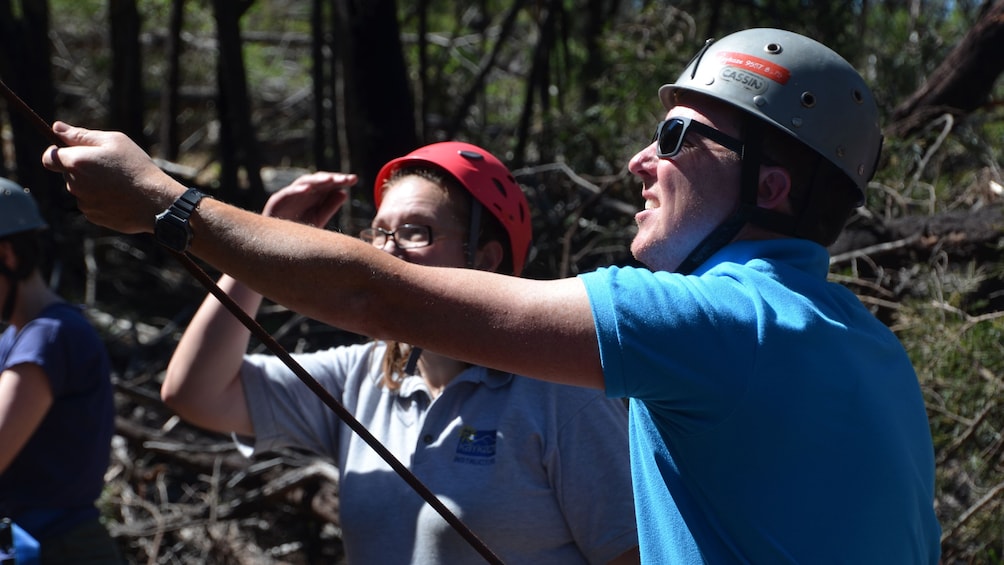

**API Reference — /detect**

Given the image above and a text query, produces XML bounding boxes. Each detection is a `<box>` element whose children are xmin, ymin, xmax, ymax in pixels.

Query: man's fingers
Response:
<box><xmin>43</xmin><ymin>122</ymin><xmax>94</xmax><ymax>173</ymax></box>
<box><xmin>50</xmin><ymin>121</ymin><xmax>82</xmax><ymax>145</ymax></box>
<box><xmin>43</xmin><ymin>145</ymin><xmax>64</xmax><ymax>172</ymax></box>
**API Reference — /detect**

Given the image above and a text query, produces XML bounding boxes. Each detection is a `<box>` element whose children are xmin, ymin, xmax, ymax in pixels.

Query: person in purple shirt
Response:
<box><xmin>0</xmin><ymin>179</ymin><xmax>121</xmax><ymax>564</ymax></box>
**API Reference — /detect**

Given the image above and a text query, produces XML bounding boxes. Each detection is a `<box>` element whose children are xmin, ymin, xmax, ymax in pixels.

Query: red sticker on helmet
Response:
<box><xmin>716</xmin><ymin>51</ymin><xmax>791</xmax><ymax>84</ymax></box>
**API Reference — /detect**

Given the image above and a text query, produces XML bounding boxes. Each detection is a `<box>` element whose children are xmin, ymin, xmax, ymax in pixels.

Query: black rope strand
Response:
<box><xmin>0</xmin><ymin>80</ymin><xmax>60</xmax><ymax>145</ymax></box>
<box><xmin>0</xmin><ymin>79</ymin><xmax>504</xmax><ymax>565</ymax></box>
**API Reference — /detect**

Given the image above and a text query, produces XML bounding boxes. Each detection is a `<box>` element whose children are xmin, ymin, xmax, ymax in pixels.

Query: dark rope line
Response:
<box><xmin>0</xmin><ymin>79</ymin><xmax>504</xmax><ymax>565</ymax></box>
<box><xmin>0</xmin><ymin>81</ymin><xmax>63</xmax><ymax>146</ymax></box>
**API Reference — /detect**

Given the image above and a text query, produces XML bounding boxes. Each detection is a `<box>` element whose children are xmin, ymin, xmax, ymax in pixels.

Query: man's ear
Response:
<box><xmin>475</xmin><ymin>240</ymin><xmax>504</xmax><ymax>272</ymax></box>
<box><xmin>758</xmin><ymin>166</ymin><xmax>791</xmax><ymax>211</ymax></box>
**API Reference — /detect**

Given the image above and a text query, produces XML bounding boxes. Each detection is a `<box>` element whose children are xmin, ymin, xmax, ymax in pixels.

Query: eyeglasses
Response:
<box><xmin>359</xmin><ymin>224</ymin><xmax>436</xmax><ymax>250</ymax></box>
<box><xmin>652</xmin><ymin>116</ymin><xmax>743</xmax><ymax>159</ymax></box>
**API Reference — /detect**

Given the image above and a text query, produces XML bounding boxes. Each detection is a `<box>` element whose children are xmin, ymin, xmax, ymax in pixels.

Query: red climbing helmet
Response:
<box><xmin>374</xmin><ymin>142</ymin><xmax>531</xmax><ymax>275</ymax></box>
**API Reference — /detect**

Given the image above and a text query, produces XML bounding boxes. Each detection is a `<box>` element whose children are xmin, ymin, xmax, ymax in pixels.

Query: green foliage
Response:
<box><xmin>870</xmin><ymin>108</ymin><xmax>1004</xmax><ymax>220</ymax></box>
<box><xmin>49</xmin><ymin>0</ymin><xmax>106</xmax><ymax>29</ymax></box>
<box><xmin>874</xmin><ymin>65</ymin><xmax>1004</xmax><ymax>558</ymax></box>
<box><xmin>860</xmin><ymin>0</ymin><xmax>982</xmax><ymax>116</ymax></box>
<box><xmin>896</xmin><ymin>298</ymin><xmax>1004</xmax><ymax>562</ymax></box>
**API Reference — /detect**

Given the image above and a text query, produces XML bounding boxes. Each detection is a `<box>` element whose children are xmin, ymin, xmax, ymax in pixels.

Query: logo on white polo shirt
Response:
<box><xmin>454</xmin><ymin>425</ymin><xmax>497</xmax><ymax>465</ymax></box>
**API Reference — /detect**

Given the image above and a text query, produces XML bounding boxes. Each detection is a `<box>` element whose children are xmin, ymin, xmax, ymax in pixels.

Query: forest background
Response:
<box><xmin>1</xmin><ymin>0</ymin><xmax>1003</xmax><ymax>563</ymax></box>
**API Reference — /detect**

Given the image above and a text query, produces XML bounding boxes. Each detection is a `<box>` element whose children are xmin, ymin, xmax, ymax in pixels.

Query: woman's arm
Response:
<box><xmin>0</xmin><ymin>364</ymin><xmax>53</xmax><ymax>473</ymax></box>
<box><xmin>161</xmin><ymin>274</ymin><xmax>259</xmax><ymax>436</ymax></box>
<box><xmin>161</xmin><ymin>173</ymin><xmax>354</xmax><ymax>435</ymax></box>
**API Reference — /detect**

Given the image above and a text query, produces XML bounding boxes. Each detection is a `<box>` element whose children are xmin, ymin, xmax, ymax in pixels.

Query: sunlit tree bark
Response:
<box><xmin>888</xmin><ymin>0</ymin><xmax>1004</xmax><ymax>137</ymax></box>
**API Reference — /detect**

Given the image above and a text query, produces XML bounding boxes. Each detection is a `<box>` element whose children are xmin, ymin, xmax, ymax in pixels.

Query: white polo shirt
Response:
<box><xmin>238</xmin><ymin>340</ymin><xmax>637</xmax><ymax>564</ymax></box>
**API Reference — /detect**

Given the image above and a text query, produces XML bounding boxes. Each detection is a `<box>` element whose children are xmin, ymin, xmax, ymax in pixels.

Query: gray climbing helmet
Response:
<box><xmin>0</xmin><ymin>177</ymin><xmax>48</xmax><ymax>239</ymax></box>
<box><xmin>659</xmin><ymin>27</ymin><xmax>882</xmax><ymax>203</ymax></box>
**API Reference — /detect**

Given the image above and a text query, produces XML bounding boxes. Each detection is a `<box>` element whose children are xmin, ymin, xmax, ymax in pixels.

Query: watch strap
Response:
<box><xmin>155</xmin><ymin>188</ymin><xmax>207</xmax><ymax>252</ymax></box>
<box><xmin>170</xmin><ymin>188</ymin><xmax>206</xmax><ymax>218</ymax></box>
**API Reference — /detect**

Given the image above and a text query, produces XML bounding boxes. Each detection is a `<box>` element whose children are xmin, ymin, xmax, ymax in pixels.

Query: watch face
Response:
<box><xmin>154</xmin><ymin>189</ymin><xmax>204</xmax><ymax>252</ymax></box>
<box><xmin>155</xmin><ymin>212</ymin><xmax>191</xmax><ymax>252</ymax></box>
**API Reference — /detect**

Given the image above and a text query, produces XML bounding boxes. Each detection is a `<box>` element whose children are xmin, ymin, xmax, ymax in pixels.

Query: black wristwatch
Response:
<box><xmin>154</xmin><ymin>188</ymin><xmax>206</xmax><ymax>252</ymax></box>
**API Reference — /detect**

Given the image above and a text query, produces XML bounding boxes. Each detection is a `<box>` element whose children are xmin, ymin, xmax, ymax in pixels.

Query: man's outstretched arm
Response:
<box><xmin>43</xmin><ymin>122</ymin><xmax>605</xmax><ymax>389</ymax></box>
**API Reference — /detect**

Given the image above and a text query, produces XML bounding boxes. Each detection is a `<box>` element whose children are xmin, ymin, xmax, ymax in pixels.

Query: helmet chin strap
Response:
<box><xmin>0</xmin><ymin>266</ymin><xmax>16</xmax><ymax>323</ymax></box>
<box><xmin>404</xmin><ymin>200</ymin><xmax>485</xmax><ymax>375</ymax></box>
<box><xmin>0</xmin><ymin>240</ymin><xmax>42</xmax><ymax>323</ymax></box>
<box><xmin>404</xmin><ymin>345</ymin><xmax>423</xmax><ymax>375</ymax></box>
<box><xmin>674</xmin><ymin>119</ymin><xmax>801</xmax><ymax>275</ymax></box>
<box><xmin>675</xmin><ymin>119</ymin><xmax>765</xmax><ymax>275</ymax></box>
<box><xmin>1</xmin><ymin>287</ymin><xmax>16</xmax><ymax>323</ymax></box>
<box><xmin>465</xmin><ymin>200</ymin><xmax>483</xmax><ymax>270</ymax></box>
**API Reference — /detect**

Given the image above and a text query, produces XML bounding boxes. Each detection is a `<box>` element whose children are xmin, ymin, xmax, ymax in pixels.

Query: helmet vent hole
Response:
<box><xmin>800</xmin><ymin>92</ymin><xmax>816</xmax><ymax>108</ymax></box>
<box><xmin>852</xmin><ymin>89</ymin><xmax>864</xmax><ymax>104</ymax></box>
<box><xmin>459</xmin><ymin>150</ymin><xmax>485</xmax><ymax>161</ymax></box>
<box><xmin>764</xmin><ymin>42</ymin><xmax>783</xmax><ymax>54</ymax></box>
<box><xmin>492</xmin><ymin>178</ymin><xmax>507</xmax><ymax>197</ymax></box>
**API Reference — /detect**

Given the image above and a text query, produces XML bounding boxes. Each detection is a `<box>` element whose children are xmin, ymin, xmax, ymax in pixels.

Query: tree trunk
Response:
<box><xmin>311</xmin><ymin>0</ymin><xmax>340</xmax><ymax>172</ymax></box>
<box><xmin>888</xmin><ymin>0</ymin><xmax>1004</xmax><ymax>138</ymax></box>
<box><xmin>0</xmin><ymin>1</ymin><xmax>74</xmax><ymax>227</ymax></box>
<box><xmin>333</xmin><ymin>0</ymin><xmax>417</xmax><ymax>199</ymax></box>
<box><xmin>580</xmin><ymin>0</ymin><xmax>618</xmax><ymax>110</ymax></box>
<box><xmin>109</xmin><ymin>0</ymin><xmax>146</xmax><ymax>146</ymax></box>
<box><xmin>514</xmin><ymin>1</ymin><xmax>557</xmax><ymax>167</ymax></box>
<box><xmin>212</xmin><ymin>0</ymin><xmax>266</xmax><ymax>210</ymax></box>
<box><xmin>445</xmin><ymin>0</ymin><xmax>525</xmax><ymax>141</ymax></box>
<box><xmin>417</xmin><ymin>0</ymin><xmax>429</xmax><ymax>141</ymax></box>
<box><xmin>159</xmin><ymin>0</ymin><xmax>185</xmax><ymax>162</ymax></box>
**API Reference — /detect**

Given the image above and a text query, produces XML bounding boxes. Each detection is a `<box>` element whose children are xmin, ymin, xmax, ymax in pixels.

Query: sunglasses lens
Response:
<box><xmin>657</xmin><ymin>119</ymin><xmax>685</xmax><ymax>157</ymax></box>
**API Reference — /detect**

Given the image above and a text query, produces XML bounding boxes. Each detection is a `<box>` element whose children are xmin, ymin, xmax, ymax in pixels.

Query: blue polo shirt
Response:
<box><xmin>580</xmin><ymin>238</ymin><xmax>941</xmax><ymax>564</ymax></box>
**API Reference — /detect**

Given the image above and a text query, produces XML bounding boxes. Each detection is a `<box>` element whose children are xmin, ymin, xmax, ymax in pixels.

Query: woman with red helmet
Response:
<box><xmin>161</xmin><ymin>143</ymin><xmax>639</xmax><ymax>564</ymax></box>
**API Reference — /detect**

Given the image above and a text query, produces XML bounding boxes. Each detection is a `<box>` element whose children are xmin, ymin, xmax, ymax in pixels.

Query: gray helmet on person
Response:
<box><xmin>0</xmin><ymin>177</ymin><xmax>48</xmax><ymax>239</ymax></box>
<box><xmin>658</xmin><ymin>27</ymin><xmax>882</xmax><ymax>203</ymax></box>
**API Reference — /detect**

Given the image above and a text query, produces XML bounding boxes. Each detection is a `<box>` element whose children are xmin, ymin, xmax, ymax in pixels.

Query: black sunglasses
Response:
<box><xmin>652</xmin><ymin>117</ymin><xmax>744</xmax><ymax>159</ymax></box>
